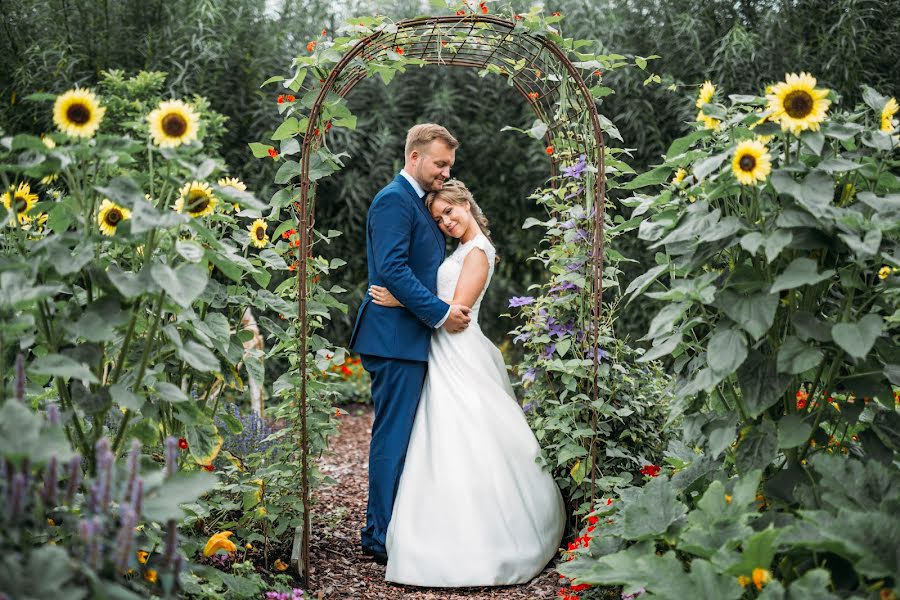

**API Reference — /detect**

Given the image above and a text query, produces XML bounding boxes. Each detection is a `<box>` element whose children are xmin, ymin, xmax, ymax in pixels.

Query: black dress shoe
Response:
<box><xmin>372</xmin><ymin>551</ymin><xmax>388</xmax><ymax>565</ymax></box>
<box><xmin>360</xmin><ymin>545</ymin><xmax>374</xmax><ymax>556</ymax></box>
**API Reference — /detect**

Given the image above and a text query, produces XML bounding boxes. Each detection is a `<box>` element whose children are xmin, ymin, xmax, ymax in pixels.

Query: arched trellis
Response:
<box><xmin>290</xmin><ymin>14</ymin><xmax>606</xmax><ymax>583</ymax></box>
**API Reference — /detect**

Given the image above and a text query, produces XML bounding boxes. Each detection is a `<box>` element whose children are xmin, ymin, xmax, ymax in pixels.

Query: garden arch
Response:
<box><xmin>288</xmin><ymin>13</ymin><xmax>607</xmax><ymax>582</ymax></box>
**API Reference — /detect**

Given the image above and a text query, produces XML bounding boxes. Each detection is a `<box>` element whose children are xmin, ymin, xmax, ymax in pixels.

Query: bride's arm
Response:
<box><xmin>449</xmin><ymin>249</ymin><xmax>489</xmax><ymax>308</ymax></box>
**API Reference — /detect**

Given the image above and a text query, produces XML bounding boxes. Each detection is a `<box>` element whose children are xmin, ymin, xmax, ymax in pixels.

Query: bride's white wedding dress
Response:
<box><xmin>385</xmin><ymin>233</ymin><xmax>565</xmax><ymax>587</ymax></box>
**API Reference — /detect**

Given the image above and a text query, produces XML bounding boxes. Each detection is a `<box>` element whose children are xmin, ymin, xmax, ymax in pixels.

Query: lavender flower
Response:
<box><xmin>65</xmin><ymin>454</ymin><xmax>82</xmax><ymax>506</ymax></box>
<box><xmin>46</xmin><ymin>403</ymin><xmax>60</xmax><ymax>426</ymax></box>
<box><xmin>561</xmin><ymin>154</ymin><xmax>587</xmax><ymax>179</ymax></box>
<box><xmin>574</xmin><ymin>228</ymin><xmax>590</xmax><ymax>243</ymax></box>
<box><xmin>42</xmin><ymin>455</ymin><xmax>58</xmax><ymax>508</ymax></box>
<box><xmin>587</xmin><ymin>346</ymin><xmax>608</xmax><ymax>363</ymax></box>
<box><xmin>130</xmin><ymin>478</ymin><xmax>143</xmax><ymax>517</ymax></box>
<box><xmin>14</xmin><ymin>353</ymin><xmax>25</xmax><ymax>402</ymax></box>
<box><xmin>95</xmin><ymin>438</ymin><xmax>114</xmax><ymax>513</ymax></box>
<box><xmin>559</xmin><ymin>219</ymin><xmax>577</xmax><ymax>230</ymax></box>
<box><xmin>163</xmin><ymin>519</ymin><xmax>178</xmax><ymax>570</ymax></box>
<box><xmin>522</xmin><ymin>403</ymin><xmax>534</xmax><ymax>413</ymax></box>
<box><xmin>113</xmin><ymin>505</ymin><xmax>138</xmax><ymax>573</ymax></box>
<box><xmin>164</xmin><ymin>436</ymin><xmax>178</xmax><ymax>478</ymax></box>
<box><xmin>7</xmin><ymin>472</ymin><xmax>26</xmax><ymax>522</ymax></box>
<box><xmin>521</xmin><ymin>367</ymin><xmax>537</xmax><ymax>385</ymax></box>
<box><xmin>549</xmin><ymin>281</ymin><xmax>580</xmax><ymax>295</ymax></box>
<box><xmin>508</xmin><ymin>296</ymin><xmax>535</xmax><ymax>308</ymax></box>
<box><xmin>565</xmin><ymin>261</ymin><xmax>584</xmax><ymax>272</ymax></box>
<box><xmin>217</xmin><ymin>404</ymin><xmax>279</xmax><ymax>459</ymax></box>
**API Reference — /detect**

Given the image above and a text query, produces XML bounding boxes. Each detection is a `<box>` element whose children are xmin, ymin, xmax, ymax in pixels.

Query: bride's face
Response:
<box><xmin>430</xmin><ymin>197</ymin><xmax>472</xmax><ymax>239</ymax></box>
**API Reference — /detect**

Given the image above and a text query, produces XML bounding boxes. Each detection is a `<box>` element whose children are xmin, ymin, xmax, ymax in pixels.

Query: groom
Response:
<box><xmin>349</xmin><ymin>123</ymin><xmax>471</xmax><ymax>564</ymax></box>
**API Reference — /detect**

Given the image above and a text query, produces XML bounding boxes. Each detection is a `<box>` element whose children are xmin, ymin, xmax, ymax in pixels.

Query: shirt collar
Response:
<box><xmin>400</xmin><ymin>169</ymin><xmax>426</xmax><ymax>199</ymax></box>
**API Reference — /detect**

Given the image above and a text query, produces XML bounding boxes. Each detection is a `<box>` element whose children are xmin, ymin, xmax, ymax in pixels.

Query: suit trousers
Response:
<box><xmin>359</xmin><ymin>353</ymin><xmax>428</xmax><ymax>554</ymax></box>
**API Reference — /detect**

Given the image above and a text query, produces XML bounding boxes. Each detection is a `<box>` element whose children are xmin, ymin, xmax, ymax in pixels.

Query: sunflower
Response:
<box><xmin>697</xmin><ymin>109</ymin><xmax>721</xmax><ymax>131</ymax></box>
<box><xmin>732</xmin><ymin>140</ymin><xmax>772</xmax><ymax>185</ymax></box>
<box><xmin>217</xmin><ymin>177</ymin><xmax>247</xmax><ymax>192</ymax></box>
<box><xmin>175</xmin><ymin>181</ymin><xmax>217</xmax><ymax>218</ymax></box>
<box><xmin>53</xmin><ymin>88</ymin><xmax>105</xmax><ymax>139</ymax></box>
<box><xmin>97</xmin><ymin>199</ymin><xmax>131</xmax><ymax>236</ymax></box>
<box><xmin>148</xmin><ymin>100</ymin><xmax>200</xmax><ymax>148</ymax></box>
<box><xmin>248</xmin><ymin>219</ymin><xmax>269</xmax><ymax>248</ymax></box>
<box><xmin>881</xmin><ymin>97</ymin><xmax>898</xmax><ymax>133</ymax></box>
<box><xmin>3</xmin><ymin>182</ymin><xmax>38</xmax><ymax>224</ymax></box>
<box><xmin>766</xmin><ymin>72</ymin><xmax>830</xmax><ymax>135</ymax></box>
<box><xmin>695</xmin><ymin>80</ymin><xmax>716</xmax><ymax>108</ymax></box>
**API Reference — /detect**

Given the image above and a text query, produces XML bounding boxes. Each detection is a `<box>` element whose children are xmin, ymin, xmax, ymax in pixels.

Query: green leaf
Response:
<box><xmin>273</xmin><ymin>159</ymin><xmax>302</xmax><ymax>184</ymax></box>
<box><xmin>777</xmin><ymin>415</ymin><xmax>812</xmax><ymax>449</ymax></box>
<box><xmin>800</xmin><ymin>129</ymin><xmax>825</xmax><ymax>155</ymax></box>
<box><xmin>271</xmin><ymin>117</ymin><xmax>300</xmax><ymax>141</ymax></box>
<box><xmin>176</xmin><ymin>240</ymin><xmax>206</xmax><ymax>263</ymax></box>
<box><xmin>248</xmin><ymin>142</ymin><xmax>274</xmax><ymax>158</ymax></box>
<box><xmin>692</xmin><ymin>151</ymin><xmax>729</xmax><ymax>181</ymax></box>
<box><xmin>154</xmin><ymin>381</ymin><xmax>189</xmax><ymax>403</ymax></box>
<box><xmin>625</xmin><ymin>264</ymin><xmax>667</xmax><ymax>299</ymax></box>
<box><xmin>94</xmin><ymin>176</ymin><xmax>145</xmax><ymax>208</ymax></box>
<box><xmin>725</xmin><ymin>527</ymin><xmax>780</xmax><ymax>575</ymax></box>
<box><xmin>110</xmin><ymin>383</ymin><xmax>145</xmax><ymax>411</ymax></box>
<box><xmin>770</xmin><ymin>258</ymin><xmax>834</xmax><ymax>293</ymax></box>
<box><xmin>187</xmin><ymin>419</ymin><xmax>223</xmax><ymax>465</ymax></box>
<box><xmin>143</xmin><ymin>471</ymin><xmax>218</xmax><ymax>522</ymax></box>
<box><xmin>622</xmin><ymin>476</ymin><xmax>687</xmax><ymax>540</ymax></box>
<box><xmin>666</xmin><ymin>129</ymin><xmax>713</xmax><ymax>158</ymax></box>
<box><xmin>777</xmin><ymin>335</ymin><xmax>823</xmax><ymax>374</ymax></box>
<box><xmin>770</xmin><ymin>170</ymin><xmax>835</xmax><ymax>221</ymax></box>
<box><xmin>707</xmin><ymin>327</ymin><xmax>748</xmax><ymax>376</ymax></box>
<box><xmin>818</xmin><ymin>158</ymin><xmax>862</xmax><ymax>173</ymax></box>
<box><xmin>736</xmin><ymin>419</ymin><xmax>778</xmax><ymax>474</ymax></box>
<box><xmin>832</xmin><ymin>314</ymin><xmax>883</xmax><ymax>359</ymax></box>
<box><xmin>738</xmin><ymin>351</ymin><xmax>791</xmax><ymax>418</ymax></box>
<box><xmin>621</xmin><ymin>165</ymin><xmax>671</xmax><ymax>190</ymax></box>
<box><xmin>130</xmin><ymin>196</ymin><xmax>189</xmax><ymax>234</ymax></box>
<box><xmin>308</xmin><ymin>153</ymin><xmax>337</xmax><ymax>181</ymax></box>
<box><xmin>150</xmin><ymin>262</ymin><xmax>208</xmax><ymax>309</ymax></box>
<box><xmin>29</xmin><ymin>353</ymin><xmax>98</xmax><ymax>383</ymax></box>
<box><xmin>838</xmin><ymin>228</ymin><xmax>882</xmax><ymax>259</ymax></box>
<box><xmin>719</xmin><ymin>291</ymin><xmax>777</xmax><ymax>340</ymax></box>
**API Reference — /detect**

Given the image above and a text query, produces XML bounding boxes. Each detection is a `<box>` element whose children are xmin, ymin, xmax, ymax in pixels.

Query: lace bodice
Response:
<box><xmin>436</xmin><ymin>234</ymin><xmax>495</xmax><ymax>321</ymax></box>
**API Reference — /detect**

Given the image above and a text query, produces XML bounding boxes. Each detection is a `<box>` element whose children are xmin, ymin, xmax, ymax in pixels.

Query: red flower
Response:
<box><xmin>326</xmin><ymin>122</ymin><xmax>332</xmax><ymax>130</ymax></box>
<box><xmin>340</xmin><ymin>365</ymin><xmax>353</xmax><ymax>377</ymax></box>
<box><xmin>314</xmin><ymin>128</ymin><xmax>320</xmax><ymax>136</ymax></box>
<box><xmin>587</xmin><ymin>525</ymin><xmax>596</xmax><ymax>533</ymax></box>
<box><xmin>587</xmin><ymin>515</ymin><xmax>599</xmax><ymax>524</ymax></box>
<box><xmin>203</xmin><ymin>464</ymin><xmax>214</xmax><ymax>472</ymax></box>
<box><xmin>796</xmin><ymin>389</ymin><xmax>808</xmax><ymax>410</ymax></box>
<box><xmin>593</xmin><ymin>69</ymin><xmax>602</xmax><ymax>76</ymax></box>
<box><xmin>395</xmin><ymin>46</ymin><xmax>404</xmax><ymax>55</ymax></box>
<box><xmin>528</xmin><ymin>92</ymin><xmax>539</xmax><ymax>100</ymax></box>
<box><xmin>321</xmin><ymin>28</ymin><xmax>327</xmax><ymax>36</ymax></box>
<box><xmin>606</xmin><ymin>498</ymin><xmax>613</xmax><ymax>505</ymax></box>
<box><xmin>514</xmin><ymin>14</ymin><xmax>523</xmax><ymax>20</ymax></box>
<box><xmin>640</xmin><ymin>464</ymin><xmax>661</xmax><ymax>477</ymax></box>
<box><xmin>552</xmin><ymin>11</ymin><xmax>561</xmax><ymax>16</ymax></box>
<box><xmin>441</xmin><ymin>39</ymin><xmax>448</xmax><ymax>46</ymax></box>
<box><xmin>178</xmin><ymin>438</ymin><xmax>188</xmax><ymax>450</ymax></box>
<box><xmin>288</xmin><ymin>262</ymin><xmax>298</xmax><ymax>272</ymax></box>
<box><xmin>286</xmin><ymin>94</ymin><xmax>295</xmax><ymax>102</ymax></box>
<box><xmin>267</xmin><ymin>148</ymin><xmax>279</xmax><ymax>159</ymax></box>
<box><xmin>545</xmin><ymin>146</ymin><xmax>554</xmax><ymax>155</ymax></box>
<box><xmin>456</xmin><ymin>9</ymin><xmax>465</xmax><ymax>15</ymax></box>
<box><xmin>277</xmin><ymin>95</ymin><xmax>285</xmax><ymax>104</ymax></box>
<box><xmin>570</xmin><ymin>584</ymin><xmax>591</xmax><ymax>592</ymax></box>
<box><xmin>480</xmin><ymin>2</ymin><xmax>488</xmax><ymax>13</ymax></box>
<box><xmin>307</xmin><ymin>41</ymin><xmax>316</xmax><ymax>52</ymax></box>
<box><xmin>291</xmin><ymin>239</ymin><xmax>301</xmax><ymax>248</ymax></box>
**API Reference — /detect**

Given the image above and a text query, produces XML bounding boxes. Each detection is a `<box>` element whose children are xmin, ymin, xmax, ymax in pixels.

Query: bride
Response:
<box><xmin>368</xmin><ymin>180</ymin><xmax>565</xmax><ymax>587</ymax></box>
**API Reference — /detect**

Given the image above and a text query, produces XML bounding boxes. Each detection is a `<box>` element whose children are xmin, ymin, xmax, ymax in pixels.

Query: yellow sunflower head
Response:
<box><xmin>148</xmin><ymin>100</ymin><xmax>200</xmax><ymax>148</ymax></box>
<box><xmin>53</xmin><ymin>88</ymin><xmax>105</xmax><ymax>139</ymax></box>
<box><xmin>248</xmin><ymin>219</ymin><xmax>269</xmax><ymax>248</ymax></box>
<box><xmin>766</xmin><ymin>72</ymin><xmax>830</xmax><ymax>135</ymax></box>
<box><xmin>3</xmin><ymin>182</ymin><xmax>39</xmax><ymax>225</ymax></box>
<box><xmin>218</xmin><ymin>177</ymin><xmax>247</xmax><ymax>192</ymax></box>
<box><xmin>97</xmin><ymin>199</ymin><xmax>131</xmax><ymax>236</ymax></box>
<box><xmin>175</xmin><ymin>181</ymin><xmax>217</xmax><ymax>218</ymax></box>
<box><xmin>695</xmin><ymin>80</ymin><xmax>716</xmax><ymax>108</ymax></box>
<box><xmin>732</xmin><ymin>139</ymin><xmax>772</xmax><ymax>185</ymax></box>
<box><xmin>697</xmin><ymin>109</ymin><xmax>721</xmax><ymax>132</ymax></box>
<box><xmin>881</xmin><ymin>97</ymin><xmax>899</xmax><ymax>133</ymax></box>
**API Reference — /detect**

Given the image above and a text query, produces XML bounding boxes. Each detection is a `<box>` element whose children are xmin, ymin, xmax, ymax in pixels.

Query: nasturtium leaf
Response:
<box><xmin>622</xmin><ymin>476</ymin><xmax>687</xmax><ymax>540</ymax></box>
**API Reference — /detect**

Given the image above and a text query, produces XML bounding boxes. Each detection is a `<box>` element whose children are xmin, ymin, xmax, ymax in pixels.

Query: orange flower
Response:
<box><xmin>203</xmin><ymin>531</ymin><xmax>237</xmax><ymax>557</ymax></box>
<box><xmin>593</xmin><ymin>70</ymin><xmax>602</xmax><ymax>76</ymax></box>
<box><xmin>313</xmin><ymin>128</ymin><xmax>320</xmax><ymax>136</ymax></box>
<box><xmin>545</xmin><ymin>146</ymin><xmax>554</xmax><ymax>155</ymax></box>
<box><xmin>514</xmin><ymin>14</ymin><xmax>522</xmax><ymax>20</ymax></box>
<box><xmin>203</xmin><ymin>464</ymin><xmax>214</xmax><ymax>472</ymax></box>
<box><xmin>288</xmin><ymin>262</ymin><xmax>298</xmax><ymax>272</ymax></box>
<box><xmin>395</xmin><ymin>46</ymin><xmax>404</xmax><ymax>55</ymax></box>
<box><xmin>752</xmin><ymin>568</ymin><xmax>771</xmax><ymax>590</ymax></box>
<box><xmin>144</xmin><ymin>569</ymin><xmax>158</xmax><ymax>583</ymax></box>
<box><xmin>340</xmin><ymin>365</ymin><xmax>353</xmax><ymax>377</ymax></box>
<box><xmin>137</xmin><ymin>550</ymin><xmax>149</xmax><ymax>564</ymax></box>
<box><xmin>307</xmin><ymin>41</ymin><xmax>316</xmax><ymax>52</ymax></box>
<box><xmin>552</xmin><ymin>11</ymin><xmax>561</xmax><ymax>16</ymax></box>
<box><xmin>274</xmin><ymin>558</ymin><xmax>289</xmax><ymax>571</ymax></box>
<box><xmin>334</xmin><ymin>409</ymin><xmax>341</xmax><ymax>417</ymax></box>
<box><xmin>277</xmin><ymin>95</ymin><xmax>285</xmax><ymax>104</ymax></box>
<box><xmin>267</xmin><ymin>148</ymin><xmax>279</xmax><ymax>159</ymax></box>
<box><xmin>291</xmin><ymin>239</ymin><xmax>301</xmax><ymax>248</ymax></box>
<box><xmin>480</xmin><ymin>2</ymin><xmax>488</xmax><ymax>13</ymax></box>
<box><xmin>528</xmin><ymin>92</ymin><xmax>539</xmax><ymax>100</ymax></box>
<box><xmin>286</xmin><ymin>94</ymin><xmax>295</xmax><ymax>102</ymax></box>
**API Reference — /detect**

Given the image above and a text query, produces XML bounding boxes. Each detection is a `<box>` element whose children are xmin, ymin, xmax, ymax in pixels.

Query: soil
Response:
<box><xmin>305</xmin><ymin>404</ymin><xmax>565</xmax><ymax>600</ymax></box>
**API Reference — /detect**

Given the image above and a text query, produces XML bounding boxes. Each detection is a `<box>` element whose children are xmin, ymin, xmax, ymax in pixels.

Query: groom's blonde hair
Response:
<box><xmin>405</xmin><ymin>123</ymin><xmax>459</xmax><ymax>158</ymax></box>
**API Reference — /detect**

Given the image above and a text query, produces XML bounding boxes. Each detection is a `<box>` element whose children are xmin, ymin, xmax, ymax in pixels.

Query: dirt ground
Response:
<box><xmin>304</xmin><ymin>404</ymin><xmax>564</xmax><ymax>600</ymax></box>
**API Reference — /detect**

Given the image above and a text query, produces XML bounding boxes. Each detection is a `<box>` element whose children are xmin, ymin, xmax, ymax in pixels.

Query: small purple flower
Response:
<box><xmin>548</xmin><ymin>319</ymin><xmax>575</xmax><ymax>338</ymax></box>
<box><xmin>561</xmin><ymin>154</ymin><xmax>587</xmax><ymax>179</ymax></box>
<box><xmin>564</xmin><ymin>185</ymin><xmax>584</xmax><ymax>200</ymax></box>
<box><xmin>549</xmin><ymin>281</ymin><xmax>579</xmax><ymax>295</ymax></box>
<box><xmin>568</xmin><ymin>205</ymin><xmax>587</xmax><ymax>220</ymax></box>
<box><xmin>512</xmin><ymin>332</ymin><xmax>530</xmax><ymax>344</ymax></box>
<box><xmin>521</xmin><ymin>367</ymin><xmax>537</xmax><ymax>385</ymax></box>
<box><xmin>522</xmin><ymin>403</ymin><xmax>533</xmax><ymax>413</ymax></box>
<box><xmin>565</xmin><ymin>261</ymin><xmax>584</xmax><ymax>272</ymax></box>
<box><xmin>574</xmin><ymin>228</ymin><xmax>590</xmax><ymax>242</ymax></box>
<box><xmin>508</xmin><ymin>296</ymin><xmax>535</xmax><ymax>308</ymax></box>
<box><xmin>587</xmin><ymin>346</ymin><xmax>607</xmax><ymax>362</ymax></box>
<box><xmin>559</xmin><ymin>219</ymin><xmax>577</xmax><ymax>230</ymax></box>
<box><xmin>542</xmin><ymin>344</ymin><xmax>556</xmax><ymax>359</ymax></box>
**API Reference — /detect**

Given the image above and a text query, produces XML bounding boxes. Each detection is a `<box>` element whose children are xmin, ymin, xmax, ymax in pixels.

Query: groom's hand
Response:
<box><xmin>443</xmin><ymin>305</ymin><xmax>471</xmax><ymax>333</ymax></box>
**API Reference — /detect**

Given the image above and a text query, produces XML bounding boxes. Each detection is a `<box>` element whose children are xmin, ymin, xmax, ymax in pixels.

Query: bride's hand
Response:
<box><xmin>369</xmin><ymin>285</ymin><xmax>403</xmax><ymax>307</ymax></box>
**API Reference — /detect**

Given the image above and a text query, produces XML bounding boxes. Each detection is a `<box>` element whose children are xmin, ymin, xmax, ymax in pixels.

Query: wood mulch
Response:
<box><xmin>304</xmin><ymin>404</ymin><xmax>565</xmax><ymax>600</ymax></box>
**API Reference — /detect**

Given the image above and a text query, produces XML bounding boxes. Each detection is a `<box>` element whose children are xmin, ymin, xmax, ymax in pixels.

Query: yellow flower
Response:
<box><xmin>40</xmin><ymin>173</ymin><xmax>59</xmax><ymax>185</ymax></box>
<box><xmin>245</xmin><ymin>542</ymin><xmax>253</xmax><ymax>550</ymax></box>
<box><xmin>248</xmin><ymin>219</ymin><xmax>269</xmax><ymax>248</ymax></box>
<box><xmin>737</xmin><ymin>575</ymin><xmax>751</xmax><ymax>588</ymax></box>
<box><xmin>731</xmin><ymin>140</ymin><xmax>772</xmax><ymax>185</ymax></box>
<box><xmin>273</xmin><ymin>558</ymin><xmax>289</xmax><ymax>571</ymax></box>
<box><xmin>218</xmin><ymin>177</ymin><xmax>247</xmax><ymax>192</ymax></box>
<box><xmin>672</xmin><ymin>168</ymin><xmax>687</xmax><ymax>185</ymax></box>
<box><xmin>725</xmin><ymin>495</ymin><xmax>732</xmax><ymax>504</ymax></box>
<box><xmin>3</xmin><ymin>182</ymin><xmax>38</xmax><ymax>224</ymax></box>
<box><xmin>752</xmin><ymin>568</ymin><xmax>772</xmax><ymax>590</ymax></box>
<box><xmin>97</xmin><ymin>199</ymin><xmax>131</xmax><ymax>236</ymax></box>
<box><xmin>696</xmin><ymin>80</ymin><xmax>716</xmax><ymax>108</ymax></box>
<box><xmin>47</xmin><ymin>518</ymin><xmax>56</xmax><ymax>526</ymax></box>
<box><xmin>42</xmin><ymin>136</ymin><xmax>56</xmax><ymax>149</ymax></box>
<box><xmin>882</xmin><ymin>97</ymin><xmax>899</xmax><ymax>133</ymax></box>
<box><xmin>148</xmin><ymin>100</ymin><xmax>200</xmax><ymax>148</ymax></box>
<box><xmin>879</xmin><ymin>266</ymin><xmax>892</xmax><ymax>280</ymax></box>
<box><xmin>53</xmin><ymin>88</ymin><xmax>105</xmax><ymax>139</ymax></box>
<box><xmin>136</xmin><ymin>550</ymin><xmax>149</xmax><ymax>564</ymax></box>
<box><xmin>766</xmin><ymin>72</ymin><xmax>830</xmax><ymax>135</ymax></box>
<box><xmin>175</xmin><ymin>181</ymin><xmax>217</xmax><ymax>218</ymax></box>
<box><xmin>203</xmin><ymin>531</ymin><xmax>237</xmax><ymax>556</ymax></box>
<box><xmin>696</xmin><ymin>109</ymin><xmax>721</xmax><ymax>131</ymax></box>
<box><xmin>144</xmin><ymin>569</ymin><xmax>158</xmax><ymax>583</ymax></box>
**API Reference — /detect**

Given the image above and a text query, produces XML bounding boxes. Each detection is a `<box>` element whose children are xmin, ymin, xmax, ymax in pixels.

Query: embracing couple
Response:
<box><xmin>349</xmin><ymin>123</ymin><xmax>565</xmax><ymax>587</ymax></box>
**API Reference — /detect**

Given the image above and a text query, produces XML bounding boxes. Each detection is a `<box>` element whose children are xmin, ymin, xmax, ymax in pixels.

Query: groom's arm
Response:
<box><xmin>369</xmin><ymin>194</ymin><xmax>449</xmax><ymax>328</ymax></box>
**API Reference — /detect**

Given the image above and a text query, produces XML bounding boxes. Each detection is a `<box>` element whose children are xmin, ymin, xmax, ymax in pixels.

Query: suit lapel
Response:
<box><xmin>395</xmin><ymin>175</ymin><xmax>445</xmax><ymax>257</ymax></box>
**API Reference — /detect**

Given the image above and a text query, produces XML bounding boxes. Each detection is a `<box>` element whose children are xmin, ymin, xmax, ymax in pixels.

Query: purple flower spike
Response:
<box><xmin>46</xmin><ymin>404</ymin><xmax>60</xmax><ymax>426</ymax></box>
<box><xmin>8</xmin><ymin>472</ymin><xmax>26</xmax><ymax>522</ymax></box>
<box><xmin>65</xmin><ymin>454</ymin><xmax>82</xmax><ymax>506</ymax></box>
<box><xmin>164</xmin><ymin>437</ymin><xmax>178</xmax><ymax>478</ymax></box>
<box><xmin>124</xmin><ymin>439</ymin><xmax>140</xmax><ymax>504</ymax></box>
<box><xmin>508</xmin><ymin>296</ymin><xmax>535</xmax><ymax>308</ymax></box>
<box><xmin>14</xmin><ymin>353</ymin><xmax>25</xmax><ymax>403</ymax></box>
<box><xmin>522</xmin><ymin>402</ymin><xmax>533</xmax><ymax>413</ymax></box>
<box><xmin>43</xmin><ymin>455</ymin><xmax>58</xmax><ymax>508</ymax></box>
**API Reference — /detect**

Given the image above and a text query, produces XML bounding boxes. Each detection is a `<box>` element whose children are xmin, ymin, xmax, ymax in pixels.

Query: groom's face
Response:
<box><xmin>412</xmin><ymin>141</ymin><xmax>455</xmax><ymax>192</ymax></box>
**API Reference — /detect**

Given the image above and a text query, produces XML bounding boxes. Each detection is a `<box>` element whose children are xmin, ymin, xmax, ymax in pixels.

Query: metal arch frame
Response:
<box><xmin>291</xmin><ymin>14</ymin><xmax>606</xmax><ymax>584</ymax></box>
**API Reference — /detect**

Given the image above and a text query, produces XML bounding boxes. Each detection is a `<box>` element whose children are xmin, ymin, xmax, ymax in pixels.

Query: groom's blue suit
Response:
<box><xmin>350</xmin><ymin>173</ymin><xmax>449</xmax><ymax>554</ymax></box>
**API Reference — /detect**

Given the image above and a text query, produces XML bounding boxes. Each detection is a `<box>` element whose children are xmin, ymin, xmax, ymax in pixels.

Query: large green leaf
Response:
<box><xmin>106</xmin><ymin>264</ymin><xmax>159</xmax><ymax>298</ymax></box>
<box><xmin>724</xmin><ymin>527</ymin><xmax>780</xmax><ymax>575</ymax></box>
<box><xmin>777</xmin><ymin>415</ymin><xmax>812</xmax><ymax>449</ymax></box>
<box><xmin>0</xmin><ymin>271</ymin><xmax>64</xmax><ymax>309</ymax></box>
<box><xmin>770</xmin><ymin>258</ymin><xmax>834</xmax><ymax>294</ymax></box>
<box><xmin>719</xmin><ymin>290</ymin><xmax>777</xmax><ymax>340</ymax></box>
<box><xmin>273</xmin><ymin>159</ymin><xmax>302</xmax><ymax>184</ymax></box>
<box><xmin>94</xmin><ymin>176</ymin><xmax>145</xmax><ymax>208</ymax></box>
<box><xmin>770</xmin><ymin>170</ymin><xmax>836</xmax><ymax>222</ymax></box>
<box><xmin>776</xmin><ymin>335</ymin><xmax>823</xmax><ymax>374</ymax></box>
<box><xmin>735</xmin><ymin>419</ymin><xmax>778</xmax><ymax>474</ymax></box>
<box><xmin>622</xmin><ymin>476</ymin><xmax>688</xmax><ymax>540</ymax></box>
<box><xmin>625</xmin><ymin>263</ymin><xmax>668</xmax><ymax>299</ymax></box>
<box><xmin>187</xmin><ymin>419</ymin><xmax>224</xmax><ymax>465</ymax></box>
<box><xmin>150</xmin><ymin>262</ymin><xmax>208</xmax><ymax>309</ymax></box>
<box><xmin>832</xmin><ymin>314</ymin><xmax>883</xmax><ymax>359</ymax></box>
<box><xmin>131</xmin><ymin>196</ymin><xmax>188</xmax><ymax>234</ymax></box>
<box><xmin>679</xmin><ymin>480</ymin><xmax>754</xmax><ymax>558</ymax></box>
<box><xmin>29</xmin><ymin>353</ymin><xmax>98</xmax><ymax>383</ymax></box>
<box><xmin>142</xmin><ymin>471</ymin><xmax>218</xmax><ymax>522</ymax></box>
<box><xmin>707</xmin><ymin>327</ymin><xmax>748</xmax><ymax>376</ymax></box>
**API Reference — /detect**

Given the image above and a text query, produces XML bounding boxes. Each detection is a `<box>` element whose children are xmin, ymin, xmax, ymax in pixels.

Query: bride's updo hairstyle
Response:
<box><xmin>426</xmin><ymin>180</ymin><xmax>499</xmax><ymax>264</ymax></box>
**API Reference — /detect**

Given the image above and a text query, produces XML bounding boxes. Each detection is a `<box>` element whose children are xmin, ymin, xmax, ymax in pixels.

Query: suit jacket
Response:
<box><xmin>349</xmin><ymin>174</ymin><xmax>449</xmax><ymax>361</ymax></box>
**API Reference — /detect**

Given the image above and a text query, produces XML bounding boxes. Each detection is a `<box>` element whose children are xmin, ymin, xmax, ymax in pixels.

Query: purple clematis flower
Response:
<box><xmin>561</xmin><ymin>154</ymin><xmax>587</xmax><ymax>179</ymax></box>
<box><xmin>508</xmin><ymin>296</ymin><xmax>535</xmax><ymax>308</ymax></box>
<box><xmin>565</xmin><ymin>261</ymin><xmax>585</xmax><ymax>272</ymax></box>
<box><xmin>521</xmin><ymin>367</ymin><xmax>537</xmax><ymax>385</ymax></box>
<box><xmin>559</xmin><ymin>218</ymin><xmax>577</xmax><ymax>230</ymax></box>
<box><xmin>512</xmin><ymin>331</ymin><xmax>531</xmax><ymax>344</ymax></box>
<box><xmin>522</xmin><ymin>402</ymin><xmax>534</xmax><ymax>413</ymax></box>
<box><xmin>587</xmin><ymin>346</ymin><xmax>607</xmax><ymax>362</ymax></box>
<box><xmin>549</xmin><ymin>281</ymin><xmax>580</xmax><ymax>295</ymax></box>
<box><xmin>542</xmin><ymin>343</ymin><xmax>557</xmax><ymax>359</ymax></box>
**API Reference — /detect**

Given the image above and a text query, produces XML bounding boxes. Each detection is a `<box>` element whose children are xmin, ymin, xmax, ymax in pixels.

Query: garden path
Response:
<box><xmin>307</xmin><ymin>404</ymin><xmax>563</xmax><ymax>599</ymax></box>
